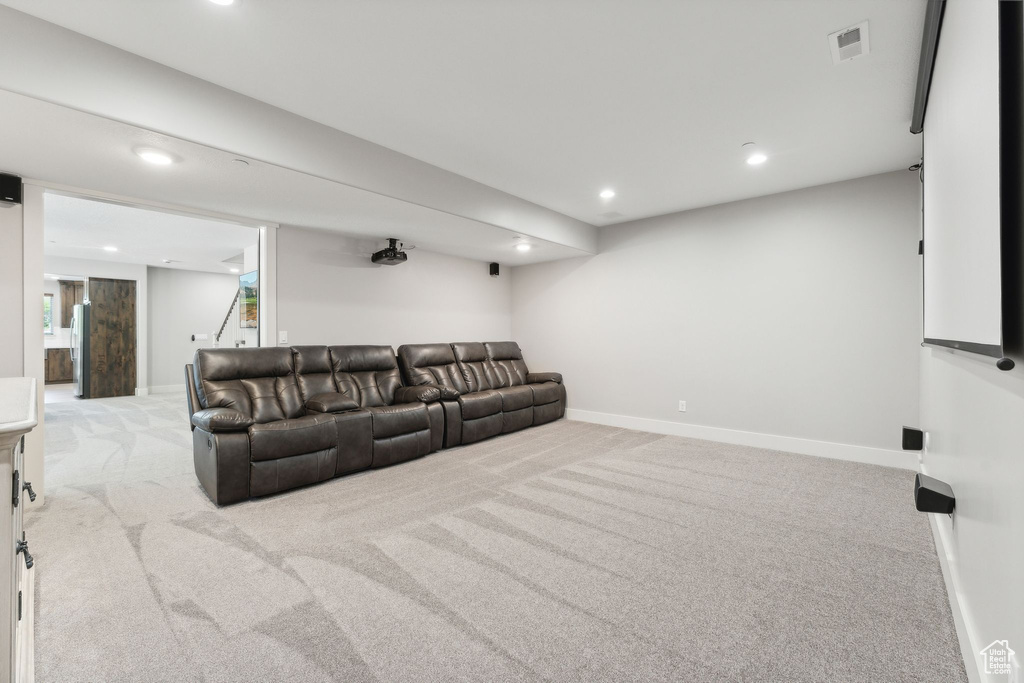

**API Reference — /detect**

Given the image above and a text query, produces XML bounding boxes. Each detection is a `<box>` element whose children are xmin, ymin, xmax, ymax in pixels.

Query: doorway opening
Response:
<box><xmin>42</xmin><ymin>191</ymin><xmax>261</xmax><ymax>405</ymax></box>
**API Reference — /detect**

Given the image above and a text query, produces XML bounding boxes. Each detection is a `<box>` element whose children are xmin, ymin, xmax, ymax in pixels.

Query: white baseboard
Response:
<box><xmin>148</xmin><ymin>384</ymin><xmax>185</xmax><ymax>395</ymax></box>
<box><xmin>565</xmin><ymin>408</ymin><xmax>917</xmax><ymax>470</ymax></box>
<box><xmin>926</xmin><ymin>511</ymin><xmax>984</xmax><ymax>683</ymax></box>
<box><xmin>134</xmin><ymin>387</ymin><xmax>149</xmax><ymax>397</ymax></box>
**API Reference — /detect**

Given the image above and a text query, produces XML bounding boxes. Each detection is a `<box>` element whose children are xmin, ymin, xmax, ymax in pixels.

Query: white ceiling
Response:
<box><xmin>44</xmin><ymin>193</ymin><xmax>258</xmax><ymax>275</ymax></box>
<box><xmin>0</xmin><ymin>89</ymin><xmax>584</xmax><ymax>265</ymax></box>
<box><xmin>1</xmin><ymin>0</ymin><xmax>926</xmax><ymax>225</ymax></box>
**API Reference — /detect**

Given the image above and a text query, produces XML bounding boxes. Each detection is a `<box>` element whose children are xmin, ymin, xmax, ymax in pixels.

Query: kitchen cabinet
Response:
<box><xmin>44</xmin><ymin>349</ymin><xmax>72</xmax><ymax>384</ymax></box>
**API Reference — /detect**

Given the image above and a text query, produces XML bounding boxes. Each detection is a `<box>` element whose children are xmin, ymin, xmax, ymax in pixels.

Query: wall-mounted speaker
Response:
<box><xmin>489</xmin><ymin>262</ymin><xmax>499</xmax><ymax>277</ymax></box>
<box><xmin>914</xmin><ymin>473</ymin><xmax>955</xmax><ymax>514</ymax></box>
<box><xmin>0</xmin><ymin>173</ymin><xmax>22</xmax><ymax>205</ymax></box>
<box><xmin>902</xmin><ymin>426</ymin><xmax>924</xmax><ymax>451</ymax></box>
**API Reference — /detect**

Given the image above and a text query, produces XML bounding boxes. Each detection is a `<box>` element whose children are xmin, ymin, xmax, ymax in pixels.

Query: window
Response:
<box><xmin>43</xmin><ymin>294</ymin><xmax>54</xmax><ymax>335</ymax></box>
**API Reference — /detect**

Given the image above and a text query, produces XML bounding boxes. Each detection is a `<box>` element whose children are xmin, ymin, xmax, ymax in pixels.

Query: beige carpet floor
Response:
<box><xmin>29</xmin><ymin>393</ymin><xmax>966</xmax><ymax>682</ymax></box>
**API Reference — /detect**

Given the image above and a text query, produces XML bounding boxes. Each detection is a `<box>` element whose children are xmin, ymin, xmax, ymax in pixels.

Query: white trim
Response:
<box><xmin>259</xmin><ymin>225</ymin><xmax>278</xmax><ymax>348</ymax></box>
<box><xmin>926</xmin><ymin>512</ymin><xmax>984</xmax><ymax>683</ymax></box>
<box><xmin>21</xmin><ymin>184</ymin><xmax>45</xmax><ymax>507</ymax></box>
<box><xmin>148</xmin><ymin>384</ymin><xmax>184</xmax><ymax>395</ymax></box>
<box><xmin>565</xmin><ymin>408</ymin><xmax>916</xmax><ymax>469</ymax></box>
<box><xmin>22</xmin><ymin>178</ymin><xmax>278</xmax><ymax>231</ymax></box>
<box><xmin>134</xmin><ymin>388</ymin><xmax>150</xmax><ymax>397</ymax></box>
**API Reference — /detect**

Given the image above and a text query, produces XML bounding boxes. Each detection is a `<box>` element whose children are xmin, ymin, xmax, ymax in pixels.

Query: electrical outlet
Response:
<box><xmin>278</xmin><ymin>331</ymin><xmax>288</xmax><ymax>344</ymax></box>
<box><xmin>678</xmin><ymin>400</ymin><xmax>686</xmax><ymax>412</ymax></box>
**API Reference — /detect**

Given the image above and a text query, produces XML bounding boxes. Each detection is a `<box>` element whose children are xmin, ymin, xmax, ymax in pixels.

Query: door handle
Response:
<box><xmin>15</xmin><ymin>533</ymin><xmax>33</xmax><ymax>569</ymax></box>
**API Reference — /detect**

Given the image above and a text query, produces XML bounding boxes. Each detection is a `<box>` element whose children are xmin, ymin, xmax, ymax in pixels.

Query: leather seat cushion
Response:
<box><xmin>458</xmin><ymin>391</ymin><xmax>502</xmax><ymax>420</ymax></box>
<box><xmin>495</xmin><ymin>385</ymin><xmax>534</xmax><ymax>412</ymax></box>
<box><xmin>530</xmin><ymin>381</ymin><xmax>563</xmax><ymax>405</ymax></box>
<box><xmin>366</xmin><ymin>403</ymin><xmax>430</xmax><ymax>439</ymax></box>
<box><xmin>248</xmin><ymin>413</ymin><xmax>337</xmax><ymax>462</ymax></box>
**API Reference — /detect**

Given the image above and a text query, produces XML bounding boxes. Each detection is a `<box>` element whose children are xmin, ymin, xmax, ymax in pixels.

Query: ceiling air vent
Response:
<box><xmin>828</xmin><ymin>21</ymin><xmax>869</xmax><ymax>65</ymax></box>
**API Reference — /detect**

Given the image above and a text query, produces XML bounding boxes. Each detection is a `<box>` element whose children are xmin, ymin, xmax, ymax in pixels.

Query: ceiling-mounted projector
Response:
<box><xmin>371</xmin><ymin>238</ymin><xmax>408</xmax><ymax>266</ymax></box>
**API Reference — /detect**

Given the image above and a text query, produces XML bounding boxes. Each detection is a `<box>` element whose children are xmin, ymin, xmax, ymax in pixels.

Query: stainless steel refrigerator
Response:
<box><xmin>71</xmin><ymin>302</ymin><xmax>90</xmax><ymax>398</ymax></box>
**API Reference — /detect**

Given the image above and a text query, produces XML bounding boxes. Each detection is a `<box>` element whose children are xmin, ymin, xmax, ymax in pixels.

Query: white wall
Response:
<box><xmin>511</xmin><ymin>171</ymin><xmax>922</xmax><ymax>456</ymax></box>
<box><xmin>277</xmin><ymin>227</ymin><xmax>512</xmax><ymax>349</ymax></box>
<box><xmin>914</xmin><ymin>1</ymin><xmax>1024</xmax><ymax>677</ymax></box>
<box><xmin>920</xmin><ymin>351</ymin><xmax>1023</xmax><ymax>680</ymax></box>
<box><xmin>147</xmin><ymin>267</ymin><xmax>239</xmax><ymax>391</ymax></box>
<box><xmin>44</xmin><ymin>255</ymin><xmax>148</xmax><ymax>392</ymax></box>
<box><xmin>0</xmin><ymin>203</ymin><xmax>24</xmax><ymax>378</ymax></box>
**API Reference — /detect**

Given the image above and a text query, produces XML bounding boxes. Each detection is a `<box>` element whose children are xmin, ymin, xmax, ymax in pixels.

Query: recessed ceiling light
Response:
<box><xmin>103</xmin><ymin>246</ymin><xmax>118</xmax><ymax>252</ymax></box>
<box><xmin>134</xmin><ymin>147</ymin><xmax>176</xmax><ymax>166</ymax></box>
<box><xmin>209</xmin><ymin>0</ymin><xmax>235</xmax><ymax>5</ymax></box>
<box><xmin>230</xmin><ymin>267</ymin><xmax>240</xmax><ymax>273</ymax></box>
<box><xmin>599</xmin><ymin>189</ymin><xmax>616</xmax><ymax>199</ymax></box>
<box><xmin>741</xmin><ymin>142</ymin><xmax>768</xmax><ymax>166</ymax></box>
<box><xmin>516</xmin><ymin>243</ymin><xmax>532</xmax><ymax>252</ymax></box>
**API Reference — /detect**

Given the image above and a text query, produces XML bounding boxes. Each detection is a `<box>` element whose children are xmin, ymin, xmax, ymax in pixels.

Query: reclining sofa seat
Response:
<box><xmin>483</xmin><ymin>341</ymin><xmax>566</xmax><ymax>426</ymax></box>
<box><xmin>394</xmin><ymin>343</ymin><xmax>467</xmax><ymax>448</ymax></box>
<box><xmin>293</xmin><ymin>345</ymin><xmax>444</xmax><ymax>469</ymax></box>
<box><xmin>396</xmin><ymin>341</ymin><xmax>565</xmax><ymax>447</ymax></box>
<box><xmin>187</xmin><ymin>347</ymin><xmax>339</xmax><ymax>505</ymax></box>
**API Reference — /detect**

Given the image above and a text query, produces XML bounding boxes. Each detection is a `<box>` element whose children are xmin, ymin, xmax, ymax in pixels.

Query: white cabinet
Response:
<box><xmin>0</xmin><ymin>379</ymin><xmax>37</xmax><ymax>683</ymax></box>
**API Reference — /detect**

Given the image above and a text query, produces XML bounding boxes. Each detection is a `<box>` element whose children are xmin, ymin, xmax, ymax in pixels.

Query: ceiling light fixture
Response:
<box><xmin>599</xmin><ymin>189</ymin><xmax>616</xmax><ymax>199</ymax></box>
<box><xmin>516</xmin><ymin>243</ymin><xmax>532</xmax><ymax>253</ymax></box>
<box><xmin>742</xmin><ymin>142</ymin><xmax>768</xmax><ymax>166</ymax></box>
<box><xmin>230</xmin><ymin>268</ymin><xmax>240</xmax><ymax>273</ymax></box>
<box><xmin>209</xmin><ymin>0</ymin><xmax>235</xmax><ymax>5</ymax></box>
<box><xmin>134</xmin><ymin>147</ymin><xmax>176</xmax><ymax>166</ymax></box>
<box><xmin>103</xmin><ymin>246</ymin><xmax>118</xmax><ymax>252</ymax></box>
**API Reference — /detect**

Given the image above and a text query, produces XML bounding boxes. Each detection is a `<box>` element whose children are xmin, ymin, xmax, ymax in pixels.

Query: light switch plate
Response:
<box><xmin>278</xmin><ymin>331</ymin><xmax>288</xmax><ymax>344</ymax></box>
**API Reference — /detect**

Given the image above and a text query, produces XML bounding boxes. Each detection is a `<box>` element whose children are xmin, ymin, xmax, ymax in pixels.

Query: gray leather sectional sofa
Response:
<box><xmin>185</xmin><ymin>341</ymin><xmax>565</xmax><ymax>504</ymax></box>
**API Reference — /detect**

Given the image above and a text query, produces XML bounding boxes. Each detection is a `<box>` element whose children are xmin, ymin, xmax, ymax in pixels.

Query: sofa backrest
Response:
<box><xmin>193</xmin><ymin>347</ymin><xmax>303</xmax><ymax>423</ymax></box>
<box><xmin>397</xmin><ymin>343</ymin><xmax>469</xmax><ymax>395</ymax></box>
<box><xmin>451</xmin><ymin>342</ymin><xmax>503</xmax><ymax>392</ymax></box>
<box><xmin>484</xmin><ymin>341</ymin><xmax>530</xmax><ymax>387</ymax></box>
<box><xmin>329</xmin><ymin>345</ymin><xmax>402</xmax><ymax>408</ymax></box>
<box><xmin>291</xmin><ymin>346</ymin><xmax>337</xmax><ymax>401</ymax></box>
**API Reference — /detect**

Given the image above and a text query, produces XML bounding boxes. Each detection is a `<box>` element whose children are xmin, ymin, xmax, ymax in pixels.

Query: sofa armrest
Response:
<box><xmin>306</xmin><ymin>392</ymin><xmax>360</xmax><ymax>413</ymax></box>
<box><xmin>394</xmin><ymin>385</ymin><xmax>441</xmax><ymax>404</ymax></box>
<box><xmin>191</xmin><ymin>407</ymin><xmax>254</xmax><ymax>432</ymax></box>
<box><xmin>527</xmin><ymin>372</ymin><xmax>563</xmax><ymax>385</ymax></box>
<box><xmin>431</xmin><ymin>384</ymin><xmax>462</xmax><ymax>400</ymax></box>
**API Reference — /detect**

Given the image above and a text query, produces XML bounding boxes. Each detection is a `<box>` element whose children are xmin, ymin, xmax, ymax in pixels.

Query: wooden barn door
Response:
<box><xmin>87</xmin><ymin>277</ymin><xmax>137</xmax><ymax>398</ymax></box>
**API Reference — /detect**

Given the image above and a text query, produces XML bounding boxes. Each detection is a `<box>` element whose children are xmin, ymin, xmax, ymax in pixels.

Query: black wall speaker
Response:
<box><xmin>489</xmin><ymin>262</ymin><xmax>499</xmax><ymax>277</ymax></box>
<box><xmin>915</xmin><ymin>473</ymin><xmax>956</xmax><ymax>514</ymax></box>
<box><xmin>0</xmin><ymin>173</ymin><xmax>22</xmax><ymax>205</ymax></box>
<box><xmin>902</xmin><ymin>426</ymin><xmax>924</xmax><ymax>451</ymax></box>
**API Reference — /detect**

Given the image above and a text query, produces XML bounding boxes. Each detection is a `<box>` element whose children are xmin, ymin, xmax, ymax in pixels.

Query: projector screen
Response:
<box><xmin>922</xmin><ymin>0</ymin><xmax>1004</xmax><ymax>355</ymax></box>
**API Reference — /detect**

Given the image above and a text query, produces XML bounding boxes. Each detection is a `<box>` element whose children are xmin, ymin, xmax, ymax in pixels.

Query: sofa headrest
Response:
<box><xmin>194</xmin><ymin>347</ymin><xmax>294</xmax><ymax>381</ymax></box>
<box><xmin>451</xmin><ymin>342</ymin><xmax>487</xmax><ymax>363</ymax></box>
<box><xmin>329</xmin><ymin>345</ymin><xmax>397</xmax><ymax>373</ymax></box>
<box><xmin>397</xmin><ymin>343</ymin><xmax>456</xmax><ymax>368</ymax></box>
<box><xmin>192</xmin><ymin>347</ymin><xmax>302</xmax><ymax>422</ymax></box>
<box><xmin>291</xmin><ymin>345</ymin><xmax>332</xmax><ymax>374</ymax></box>
<box><xmin>397</xmin><ymin>343</ymin><xmax>468</xmax><ymax>395</ymax></box>
<box><xmin>484</xmin><ymin>341</ymin><xmax>523</xmax><ymax>361</ymax></box>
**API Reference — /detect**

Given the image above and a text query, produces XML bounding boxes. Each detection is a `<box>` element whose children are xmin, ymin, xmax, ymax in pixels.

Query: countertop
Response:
<box><xmin>0</xmin><ymin>378</ymin><xmax>38</xmax><ymax>439</ymax></box>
